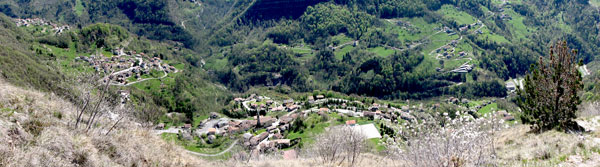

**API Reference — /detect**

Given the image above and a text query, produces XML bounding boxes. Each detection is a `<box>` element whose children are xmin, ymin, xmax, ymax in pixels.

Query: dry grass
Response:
<box><xmin>219</xmin><ymin>153</ymin><xmax>396</xmax><ymax>167</ymax></box>
<box><xmin>495</xmin><ymin>124</ymin><xmax>600</xmax><ymax>166</ymax></box>
<box><xmin>0</xmin><ymin>79</ymin><xmax>206</xmax><ymax>166</ymax></box>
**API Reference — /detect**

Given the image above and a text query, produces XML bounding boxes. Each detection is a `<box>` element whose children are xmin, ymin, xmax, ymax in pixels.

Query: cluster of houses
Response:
<box><xmin>236</xmin><ymin>94</ymin><xmax>302</xmax><ymax>114</ymax></box>
<box><xmin>186</xmin><ymin>111</ymin><xmax>299</xmax><ymax>153</ymax></box>
<box><xmin>436</xmin><ymin>40</ymin><xmax>467</xmax><ymax>60</ymax></box>
<box><xmin>13</xmin><ymin>18</ymin><xmax>70</xmax><ymax>34</ymax></box>
<box><xmin>77</xmin><ymin>50</ymin><xmax>178</xmax><ymax>85</ymax></box>
<box><xmin>161</xmin><ymin>94</ymin><xmax>527</xmax><ymax>158</ymax></box>
<box><xmin>443</xmin><ymin>26</ymin><xmax>456</xmax><ymax>35</ymax></box>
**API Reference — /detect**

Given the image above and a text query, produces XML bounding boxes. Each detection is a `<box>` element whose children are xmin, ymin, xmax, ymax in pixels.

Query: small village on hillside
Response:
<box><xmin>13</xmin><ymin>18</ymin><xmax>71</xmax><ymax>34</ymax></box>
<box><xmin>154</xmin><ymin>92</ymin><xmax>516</xmax><ymax>159</ymax></box>
<box><xmin>77</xmin><ymin>49</ymin><xmax>179</xmax><ymax>86</ymax></box>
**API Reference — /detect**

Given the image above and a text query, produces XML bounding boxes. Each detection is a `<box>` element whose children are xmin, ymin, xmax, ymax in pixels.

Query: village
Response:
<box><xmin>13</xmin><ymin>18</ymin><xmax>71</xmax><ymax>34</ymax></box>
<box><xmin>153</xmin><ymin>91</ymin><xmax>519</xmax><ymax>159</ymax></box>
<box><xmin>76</xmin><ymin>48</ymin><xmax>179</xmax><ymax>86</ymax></box>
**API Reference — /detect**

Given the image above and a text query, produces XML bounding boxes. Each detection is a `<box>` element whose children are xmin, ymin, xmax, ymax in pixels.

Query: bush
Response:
<box><xmin>392</xmin><ymin>111</ymin><xmax>505</xmax><ymax>167</ymax></box>
<box><xmin>307</xmin><ymin>126</ymin><xmax>368</xmax><ymax>166</ymax></box>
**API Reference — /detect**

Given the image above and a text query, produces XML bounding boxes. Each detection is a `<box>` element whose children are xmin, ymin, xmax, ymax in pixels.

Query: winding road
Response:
<box><xmin>153</xmin><ymin>127</ymin><xmax>240</xmax><ymax>157</ymax></box>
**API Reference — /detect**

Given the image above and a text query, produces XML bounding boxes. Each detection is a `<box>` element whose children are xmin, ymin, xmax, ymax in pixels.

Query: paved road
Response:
<box><xmin>186</xmin><ymin>139</ymin><xmax>239</xmax><ymax>157</ymax></box>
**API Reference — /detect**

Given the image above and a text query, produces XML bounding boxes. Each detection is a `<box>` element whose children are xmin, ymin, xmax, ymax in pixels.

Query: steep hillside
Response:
<box><xmin>0</xmin><ymin>12</ymin><xmax>231</xmax><ymax>130</ymax></box>
<box><xmin>200</xmin><ymin>0</ymin><xmax>600</xmax><ymax>100</ymax></box>
<box><xmin>0</xmin><ymin>0</ymin><xmax>235</xmax><ymax>49</ymax></box>
<box><xmin>0</xmin><ymin>13</ymin><xmax>72</xmax><ymax>96</ymax></box>
<box><xmin>0</xmin><ymin>79</ymin><xmax>206</xmax><ymax>166</ymax></box>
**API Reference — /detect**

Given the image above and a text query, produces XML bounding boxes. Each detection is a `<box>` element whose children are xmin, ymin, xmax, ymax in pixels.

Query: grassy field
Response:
<box><xmin>478</xmin><ymin>103</ymin><xmax>498</xmax><ymax>115</ymax></box>
<box><xmin>438</xmin><ymin>5</ymin><xmax>477</xmax><ymax>25</ymax></box>
<box><xmin>444</xmin><ymin>58</ymin><xmax>471</xmax><ymax>70</ymax></box>
<box><xmin>334</xmin><ymin>45</ymin><xmax>355</xmax><ymax>60</ymax></box>
<box><xmin>369</xmin><ymin>138</ymin><xmax>386</xmax><ymax>152</ymax></box>
<box><xmin>504</xmin><ymin>9</ymin><xmax>534</xmax><ymax>40</ymax></box>
<box><xmin>330</xmin><ymin>34</ymin><xmax>353</xmax><ymax>46</ymax></box>
<box><xmin>368</xmin><ymin>46</ymin><xmax>396</xmax><ymax>57</ymax></box>
<box><xmin>386</xmin><ymin>17</ymin><xmax>442</xmax><ymax>42</ymax></box>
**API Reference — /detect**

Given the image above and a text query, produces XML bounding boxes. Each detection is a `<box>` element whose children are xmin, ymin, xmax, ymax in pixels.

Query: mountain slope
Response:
<box><xmin>0</xmin><ymin>78</ymin><xmax>206</xmax><ymax>166</ymax></box>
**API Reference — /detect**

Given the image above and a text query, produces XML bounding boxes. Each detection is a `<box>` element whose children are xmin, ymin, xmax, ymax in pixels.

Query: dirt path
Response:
<box><xmin>332</xmin><ymin>40</ymin><xmax>358</xmax><ymax>50</ymax></box>
<box><xmin>186</xmin><ymin>139</ymin><xmax>239</xmax><ymax>157</ymax></box>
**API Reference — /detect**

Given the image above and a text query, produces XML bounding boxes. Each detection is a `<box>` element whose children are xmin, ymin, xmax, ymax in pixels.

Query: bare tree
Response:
<box><xmin>71</xmin><ymin>70</ymin><xmax>122</xmax><ymax>133</ymax></box>
<box><xmin>308</xmin><ymin>126</ymin><xmax>368</xmax><ymax>167</ymax></box>
<box><xmin>85</xmin><ymin>73</ymin><xmax>116</xmax><ymax>132</ymax></box>
<box><xmin>390</xmin><ymin>111</ymin><xmax>505</xmax><ymax>167</ymax></box>
<box><xmin>134</xmin><ymin>101</ymin><xmax>165</xmax><ymax>128</ymax></box>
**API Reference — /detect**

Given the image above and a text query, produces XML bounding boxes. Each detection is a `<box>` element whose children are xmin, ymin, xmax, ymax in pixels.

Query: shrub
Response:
<box><xmin>390</xmin><ymin>111</ymin><xmax>505</xmax><ymax>167</ymax></box>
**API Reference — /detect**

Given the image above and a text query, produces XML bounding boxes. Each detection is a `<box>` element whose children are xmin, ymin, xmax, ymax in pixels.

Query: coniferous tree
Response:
<box><xmin>517</xmin><ymin>41</ymin><xmax>583</xmax><ymax>132</ymax></box>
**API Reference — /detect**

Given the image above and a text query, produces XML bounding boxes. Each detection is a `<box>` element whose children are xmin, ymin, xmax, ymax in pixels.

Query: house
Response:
<box><xmin>229</xmin><ymin>120</ymin><xmax>242</xmax><ymax>127</ymax></box>
<box><xmin>346</xmin><ymin>120</ymin><xmax>357</xmax><ymax>126</ymax></box>
<box><xmin>316</xmin><ymin>95</ymin><xmax>325</xmax><ymax>99</ymax></box>
<box><xmin>227</xmin><ymin>126</ymin><xmax>241</xmax><ymax>134</ymax></box>
<box><xmin>279</xmin><ymin>124</ymin><xmax>290</xmax><ymax>131</ymax></box>
<box><xmin>287</xmin><ymin>105</ymin><xmax>299</xmax><ymax>112</ymax></box>
<box><xmin>240</xmin><ymin>120</ymin><xmax>257</xmax><ymax>130</ymax></box>
<box><xmin>271</xmin><ymin>105</ymin><xmax>285</xmax><ymax>112</ymax></box>
<box><xmin>183</xmin><ymin>124</ymin><xmax>192</xmax><ymax>129</ymax></box>
<box><xmin>307</xmin><ymin>96</ymin><xmax>315</xmax><ymax>103</ymax></box>
<box><xmin>273</xmin><ymin>133</ymin><xmax>284</xmax><ymax>139</ymax></box>
<box><xmin>208</xmin><ymin>128</ymin><xmax>217</xmax><ymax>135</ymax></box>
<box><xmin>444</xmin><ymin>26</ymin><xmax>453</xmax><ymax>33</ymax></box>
<box><xmin>243</xmin><ymin>133</ymin><xmax>253</xmax><ymax>141</ymax></box>
<box><xmin>257</xmin><ymin>116</ymin><xmax>276</xmax><ymax>127</ymax></box>
<box><xmin>280</xmin><ymin>116</ymin><xmax>294</xmax><ymax>125</ymax></box>
<box><xmin>234</xmin><ymin>97</ymin><xmax>244</xmax><ymax>102</ymax></box>
<box><xmin>272</xmin><ymin>139</ymin><xmax>291</xmax><ymax>148</ymax></box>
<box><xmin>319</xmin><ymin>107</ymin><xmax>329</xmax><ymax>113</ymax></box>
<box><xmin>250</xmin><ymin>132</ymin><xmax>269</xmax><ymax>146</ymax></box>
<box><xmin>216</xmin><ymin>120</ymin><xmax>229</xmax><ymax>128</ymax></box>
<box><xmin>364</xmin><ymin>112</ymin><xmax>375</xmax><ymax>119</ymax></box>
<box><xmin>458</xmin><ymin>51</ymin><xmax>466</xmax><ymax>56</ymax></box>
<box><xmin>506</xmin><ymin>81</ymin><xmax>516</xmax><ymax>92</ymax></box>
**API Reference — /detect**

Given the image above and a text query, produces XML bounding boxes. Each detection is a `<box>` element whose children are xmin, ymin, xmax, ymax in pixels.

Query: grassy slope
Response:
<box><xmin>0</xmin><ymin>14</ymin><xmax>73</xmax><ymax>96</ymax></box>
<box><xmin>0</xmin><ymin>78</ymin><xmax>206</xmax><ymax>166</ymax></box>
